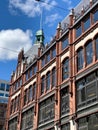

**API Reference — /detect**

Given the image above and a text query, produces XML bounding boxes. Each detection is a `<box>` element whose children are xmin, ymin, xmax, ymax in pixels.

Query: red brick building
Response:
<box><xmin>6</xmin><ymin>0</ymin><xmax>98</xmax><ymax>130</ymax></box>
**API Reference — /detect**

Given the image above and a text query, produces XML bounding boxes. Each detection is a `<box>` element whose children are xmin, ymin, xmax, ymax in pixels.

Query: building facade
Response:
<box><xmin>6</xmin><ymin>0</ymin><xmax>98</xmax><ymax>130</ymax></box>
<box><xmin>0</xmin><ymin>80</ymin><xmax>10</xmax><ymax>130</ymax></box>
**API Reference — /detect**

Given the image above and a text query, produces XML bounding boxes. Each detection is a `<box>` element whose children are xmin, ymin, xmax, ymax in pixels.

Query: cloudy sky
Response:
<box><xmin>0</xmin><ymin>0</ymin><xmax>80</xmax><ymax>81</ymax></box>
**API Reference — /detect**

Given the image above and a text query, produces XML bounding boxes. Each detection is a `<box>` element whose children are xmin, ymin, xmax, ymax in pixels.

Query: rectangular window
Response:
<box><xmin>61</xmin><ymin>123</ymin><xmax>70</xmax><ymax>130</ymax></box>
<box><xmin>8</xmin><ymin>117</ymin><xmax>17</xmax><ymax>130</ymax></box>
<box><xmin>21</xmin><ymin>108</ymin><xmax>34</xmax><ymax>130</ymax></box>
<box><xmin>29</xmin><ymin>68</ymin><xmax>32</xmax><ymax>78</ymax></box>
<box><xmin>93</xmin><ymin>10</ymin><xmax>98</xmax><ymax>23</ymax></box>
<box><xmin>95</xmin><ymin>37</ymin><xmax>98</xmax><ymax>59</ymax></box>
<box><xmin>78</xmin><ymin>114</ymin><xmax>98</xmax><ymax>130</ymax></box>
<box><xmin>33</xmin><ymin>65</ymin><xmax>37</xmax><ymax>75</ymax></box>
<box><xmin>76</xmin><ymin>72</ymin><xmax>98</xmax><ymax>109</ymax></box>
<box><xmin>0</xmin><ymin>93</ymin><xmax>4</xmax><ymax>96</ymax></box>
<box><xmin>76</xmin><ymin>24</ymin><xmax>82</xmax><ymax>38</ymax></box>
<box><xmin>62</xmin><ymin>36</ymin><xmax>69</xmax><ymax>50</ymax></box>
<box><xmin>6</xmin><ymin>84</ymin><xmax>10</xmax><ymax>91</ymax></box>
<box><xmin>78</xmin><ymin>117</ymin><xmax>87</xmax><ymax>130</ymax></box>
<box><xmin>46</xmin><ymin>52</ymin><xmax>51</xmax><ymax>64</ymax></box>
<box><xmin>0</xmin><ymin>83</ymin><xmax>5</xmax><ymax>91</ymax></box>
<box><xmin>25</xmin><ymin>72</ymin><xmax>28</xmax><ymax>81</ymax></box>
<box><xmin>41</xmin><ymin>56</ymin><xmax>45</xmax><ymax>67</ymax></box>
<box><xmin>52</xmin><ymin>47</ymin><xmax>56</xmax><ymax>59</ymax></box>
<box><xmin>61</xmin><ymin>87</ymin><xmax>69</xmax><ymax>115</ymax></box>
<box><xmin>84</xmin><ymin>17</ymin><xmax>90</xmax><ymax>32</ymax></box>
<box><xmin>39</xmin><ymin>96</ymin><xmax>55</xmax><ymax>124</ymax></box>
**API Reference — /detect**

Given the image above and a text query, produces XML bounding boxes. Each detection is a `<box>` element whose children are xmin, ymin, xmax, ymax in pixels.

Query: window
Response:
<box><xmin>77</xmin><ymin>48</ymin><xmax>84</xmax><ymax>71</ymax></box>
<box><xmin>84</xmin><ymin>16</ymin><xmax>90</xmax><ymax>32</ymax></box>
<box><xmin>39</xmin><ymin>96</ymin><xmax>55</xmax><ymax>124</ymax></box>
<box><xmin>61</xmin><ymin>87</ymin><xmax>69</xmax><ymax>115</ymax></box>
<box><xmin>46</xmin><ymin>52</ymin><xmax>50</xmax><ymax>64</ymax></box>
<box><xmin>62</xmin><ymin>36</ymin><xmax>69</xmax><ymax>50</ymax></box>
<box><xmin>21</xmin><ymin>108</ymin><xmax>34</xmax><ymax>130</ymax></box>
<box><xmin>78</xmin><ymin>117</ymin><xmax>87</xmax><ymax>130</ymax></box>
<box><xmin>25</xmin><ymin>72</ymin><xmax>28</xmax><ymax>81</ymax></box>
<box><xmin>41</xmin><ymin>56</ymin><xmax>45</xmax><ymax>67</ymax></box>
<box><xmin>33</xmin><ymin>83</ymin><xmax>36</xmax><ymax>100</ymax></box>
<box><xmin>93</xmin><ymin>10</ymin><xmax>98</xmax><ymax>23</ymax></box>
<box><xmin>76</xmin><ymin>24</ymin><xmax>82</xmax><ymax>38</ymax></box>
<box><xmin>8</xmin><ymin>117</ymin><xmax>17</xmax><ymax>130</ymax></box>
<box><xmin>33</xmin><ymin>65</ymin><xmax>37</xmax><ymax>75</ymax></box>
<box><xmin>0</xmin><ymin>93</ymin><xmax>4</xmax><ymax>96</ymax></box>
<box><xmin>76</xmin><ymin>72</ymin><xmax>98</xmax><ymax>109</ymax></box>
<box><xmin>46</xmin><ymin>72</ymin><xmax>50</xmax><ymax>91</ymax></box>
<box><xmin>78</xmin><ymin>114</ymin><xmax>98</xmax><ymax>130</ymax></box>
<box><xmin>95</xmin><ymin>36</ymin><xmax>98</xmax><ymax>59</ymax></box>
<box><xmin>6</xmin><ymin>84</ymin><xmax>10</xmax><ymax>91</ymax></box>
<box><xmin>5</xmin><ymin>94</ymin><xmax>9</xmax><ymax>97</ymax></box>
<box><xmin>85</xmin><ymin>41</ymin><xmax>93</xmax><ymax>65</ymax></box>
<box><xmin>62</xmin><ymin>58</ymin><xmax>69</xmax><ymax>81</ymax></box>
<box><xmin>28</xmin><ymin>85</ymin><xmax>33</xmax><ymax>101</ymax></box>
<box><xmin>0</xmin><ymin>83</ymin><xmax>5</xmax><ymax>91</ymax></box>
<box><xmin>41</xmin><ymin>76</ymin><xmax>45</xmax><ymax>95</ymax></box>
<box><xmin>61</xmin><ymin>123</ymin><xmax>70</xmax><ymax>130</ymax></box>
<box><xmin>29</xmin><ymin>68</ymin><xmax>32</xmax><ymax>78</ymax></box>
<box><xmin>52</xmin><ymin>47</ymin><xmax>56</xmax><ymax>59</ymax></box>
<box><xmin>52</xmin><ymin>68</ymin><xmax>56</xmax><ymax>87</ymax></box>
<box><xmin>24</xmin><ymin>89</ymin><xmax>28</xmax><ymax>106</ymax></box>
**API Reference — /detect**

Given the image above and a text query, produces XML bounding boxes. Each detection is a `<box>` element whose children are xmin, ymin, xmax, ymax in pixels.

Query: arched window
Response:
<box><xmin>95</xmin><ymin>35</ymin><xmax>98</xmax><ymax>59</ymax></box>
<box><xmin>41</xmin><ymin>76</ymin><xmax>45</xmax><ymax>95</ymax></box>
<box><xmin>62</xmin><ymin>58</ymin><xmax>69</xmax><ymax>81</ymax></box>
<box><xmin>52</xmin><ymin>67</ymin><xmax>56</xmax><ymax>87</ymax></box>
<box><xmin>85</xmin><ymin>40</ymin><xmax>93</xmax><ymax>65</ymax></box>
<box><xmin>77</xmin><ymin>47</ymin><xmax>84</xmax><ymax>71</ymax></box>
<box><xmin>46</xmin><ymin>71</ymin><xmax>50</xmax><ymax>91</ymax></box>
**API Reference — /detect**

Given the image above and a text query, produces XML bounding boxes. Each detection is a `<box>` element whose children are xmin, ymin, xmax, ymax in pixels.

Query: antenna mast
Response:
<box><xmin>40</xmin><ymin>9</ymin><xmax>43</xmax><ymax>30</ymax></box>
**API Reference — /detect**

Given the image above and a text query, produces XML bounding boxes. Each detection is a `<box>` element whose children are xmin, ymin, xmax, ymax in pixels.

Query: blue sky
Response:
<box><xmin>0</xmin><ymin>0</ymin><xmax>81</xmax><ymax>81</ymax></box>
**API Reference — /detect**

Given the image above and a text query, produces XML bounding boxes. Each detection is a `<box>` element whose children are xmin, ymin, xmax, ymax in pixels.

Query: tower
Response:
<box><xmin>35</xmin><ymin>29</ymin><xmax>44</xmax><ymax>46</ymax></box>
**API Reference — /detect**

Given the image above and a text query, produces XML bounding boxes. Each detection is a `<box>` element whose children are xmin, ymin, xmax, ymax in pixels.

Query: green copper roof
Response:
<box><xmin>36</xmin><ymin>30</ymin><xmax>44</xmax><ymax>36</ymax></box>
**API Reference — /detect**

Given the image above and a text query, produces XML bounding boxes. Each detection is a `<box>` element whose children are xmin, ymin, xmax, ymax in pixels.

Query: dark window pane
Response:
<box><xmin>61</xmin><ymin>123</ymin><xmax>70</xmax><ymax>130</ymax></box>
<box><xmin>41</xmin><ymin>57</ymin><xmax>45</xmax><ymax>67</ymax></box>
<box><xmin>77</xmin><ymin>48</ymin><xmax>84</xmax><ymax>71</ymax></box>
<box><xmin>52</xmin><ymin>47</ymin><xmax>56</xmax><ymax>58</ymax></box>
<box><xmin>21</xmin><ymin>108</ymin><xmax>34</xmax><ymax>130</ymax></box>
<box><xmin>76</xmin><ymin>25</ymin><xmax>82</xmax><ymax>38</ymax></box>
<box><xmin>0</xmin><ymin>83</ymin><xmax>5</xmax><ymax>91</ymax></box>
<box><xmin>85</xmin><ymin>41</ymin><xmax>93</xmax><ymax>65</ymax></box>
<box><xmin>29</xmin><ymin>68</ymin><xmax>32</xmax><ymax>78</ymax></box>
<box><xmin>84</xmin><ymin>17</ymin><xmax>90</xmax><ymax>32</ymax></box>
<box><xmin>61</xmin><ymin>87</ymin><xmax>69</xmax><ymax>115</ymax></box>
<box><xmin>52</xmin><ymin>68</ymin><xmax>56</xmax><ymax>87</ymax></box>
<box><xmin>39</xmin><ymin>96</ymin><xmax>55</xmax><ymax>124</ymax></box>
<box><xmin>41</xmin><ymin>76</ymin><xmax>45</xmax><ymax>95</ymax></box>
<box><xmin>46</xmin><ymin>72</ymin><xmax>50</xmax><ymax>91</ymax></box>
<box><xmin>94</xmin><ymin>10</ymin><xmax>98</xmax><ymax>23</ymax></box>
<box><xmin>46</xmin><ymin>52</ymin><xmax>50</xmax><ymax>63</ymax></box>
<box><xmin>95</xmin><ymin>36</ymin><xmax>98</xmax><ymax>59</ymax></box>
<box><xmin>33</xmin><ymin>65</ymin><xmax>37</xmax><ymax>75</ymax></box>
<box><xmin>62</xmin><ymin>58</ymin><xmax>69</xmax><ymax>81</ymax></box>
<box><xmin>62</xmin><ymin>37</ymin><xmax>69</xmax><ymax>50</ymax></box>
<box><xmin>6</xmin><ymin>84</ymin><xmax>10</xmax><ymax>91</ymax></box>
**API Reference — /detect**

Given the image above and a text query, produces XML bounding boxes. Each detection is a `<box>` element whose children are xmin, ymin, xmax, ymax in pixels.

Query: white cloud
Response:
<box><xmin>9</xmin><ymin>0</ymin><xmax>58</xmax><ymax>17</ymax></box>
<box><xmin>45</xmin><ymin>13</ymin><xmax>61</xmax><ymax>27</ymax></box>
<box><xmin>0</xmin><ymin>29</ymin><xmax>33</xmax><ymax>61</ymax></box>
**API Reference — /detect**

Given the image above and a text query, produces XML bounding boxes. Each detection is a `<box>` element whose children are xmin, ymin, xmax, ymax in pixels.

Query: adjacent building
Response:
<box><xmin>6</xmin><ymin>0</ymin><xmax>98</xmax><ymax>130</ymax></box>
<box><xmin>0</xmin><ymin>80</ymin><xmax>10</xmax><ymax>130</ymax></box>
